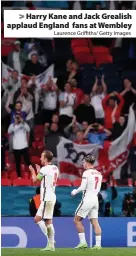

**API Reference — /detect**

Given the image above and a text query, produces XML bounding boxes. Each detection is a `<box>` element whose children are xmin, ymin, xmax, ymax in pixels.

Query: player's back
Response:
<box><xmin>83</xmin><ymin>168</ymin><xmax>102</xmax><ymax>199</ymax></box>
<box><xmin>41</xmin><ymin>164</ymin><xmax>59</xmax><ymax>201</ymax></box>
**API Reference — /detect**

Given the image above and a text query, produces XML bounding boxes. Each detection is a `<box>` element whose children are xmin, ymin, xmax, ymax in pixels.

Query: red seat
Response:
<box><xmin>1</xmin><ymin>171</ymin><xmax>9</xmax><ymax>178</ymax></box>
<box><xmin>56</xmin><ymin>179</ymin><xmax>72</xmax><ymax>187</ymax></box>
<box><xmin>1</xmin><ymin>178</ymin><xmax>12</xmax><ymax>186</ymax></box>
<box><xmin>13</xmin><ymin>178</ymin><xmax>31</xmax><ymax>186</ymax></box>
<box><xmin>21</xmin><ymin>171</ymin><xmax>30</xmax><ymax>179</ymax></box>
<box><xmin>72</xmin><ymin>179</ymin><xmax>81</xmax><ymax>187</ymax></box>
<box><xmin>6</xmin><ymin>163</ymin><xmax>16</xmax><ymax>171</ymax></box>
<box><xmin>8</xmin><ymin>171</ymin><xmax>18</xmax><ymax>180</ymax></box>
<box><xmin>31</xmin><ymin>156</ymin><xmax>41</xmax><ymax>165</ymax></box>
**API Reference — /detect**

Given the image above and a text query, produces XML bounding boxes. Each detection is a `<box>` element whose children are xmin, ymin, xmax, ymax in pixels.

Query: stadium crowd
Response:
<box><xmin>1</xmin><ymin>0</ymin><xmax>136</xmax><ymax>217</ymax></box>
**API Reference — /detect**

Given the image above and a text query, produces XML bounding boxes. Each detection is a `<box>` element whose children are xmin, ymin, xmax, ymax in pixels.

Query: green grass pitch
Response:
<box><xmin>1</xmin><ymin>248</ymin><xmax>136</xmax><ymax>256</ymax></box>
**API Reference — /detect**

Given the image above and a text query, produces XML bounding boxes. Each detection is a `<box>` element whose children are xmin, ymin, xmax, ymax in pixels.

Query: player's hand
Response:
<box><xmin>35</xmin><ymin>164</ymin><xmax>40</xmax><ymax>173</ymax></box>
<box><xmin>29</xmin><ymin>165</ymin><xmax>34</xmax><ymax>172</ymax></box>
<box><xmin>71</xmin><ymin>189</ymin><xmax>77</xmax><ymax>197</ymax></box>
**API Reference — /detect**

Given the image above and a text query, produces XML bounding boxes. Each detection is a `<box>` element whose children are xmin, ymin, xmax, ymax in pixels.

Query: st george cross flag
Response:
<box><xmin>57</xmin><ymin>107</ymin><xmax>135</xmax><ymax>180</ymax></box>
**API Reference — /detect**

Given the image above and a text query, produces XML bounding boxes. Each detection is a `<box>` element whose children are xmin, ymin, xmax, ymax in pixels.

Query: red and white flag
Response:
<box><xmin>57</xmin><ymin>107</ymin><xmax>135</xmax><ymax>180</ymax></box>
<box><xmin>2</xmin><ymin>62</ymin><xmax>54</xmax><ymax>90</ymax></box>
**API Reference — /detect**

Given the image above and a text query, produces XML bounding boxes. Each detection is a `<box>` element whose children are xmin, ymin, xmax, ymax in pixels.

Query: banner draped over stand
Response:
<box><xmin>57</xmin><ymin>107</ymin><xmax>135</xmax><ymax>180</ymax></box>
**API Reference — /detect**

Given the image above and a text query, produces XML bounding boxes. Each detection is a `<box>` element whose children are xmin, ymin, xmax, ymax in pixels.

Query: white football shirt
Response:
<box><xmin>75</xmin><ymin>168</ymin><xmax>102</xmax><ymax>200</ymax></box>
<box><xmin>38</xmin><ymin>164</ymin><xmax>59</xmax><ymax>202</ymax></box>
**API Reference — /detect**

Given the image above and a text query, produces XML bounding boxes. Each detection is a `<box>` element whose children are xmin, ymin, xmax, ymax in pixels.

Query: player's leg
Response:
<box><xmin>90</xmin><ymin>218</ymin><xmax>101</xmax><ymax>248</ymax></box>
<box><xmin>34</xmin><ymin>202</ymin><xmax>48</xmax><ymax>242</ymax></box>
<box><xmin>42</xmin><ymin>201</ymin><xmax>56</xmax><ymax>251</ymax></box>
<box><xmin>73</xmin><ymin>201</ymin><xmax>88</xmax><ymax>249</ymax></box>
<box><xmin>88</xmin><ymin>201</ymin><xmax>102</xmax><ymax>249</ymax></box>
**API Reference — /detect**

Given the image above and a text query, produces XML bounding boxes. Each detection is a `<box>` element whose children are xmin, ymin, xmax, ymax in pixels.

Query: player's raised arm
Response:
<box><xmin>71</xmin><ymin>172</ymin><xmax>87</xmax><ymax>196</ymax></box>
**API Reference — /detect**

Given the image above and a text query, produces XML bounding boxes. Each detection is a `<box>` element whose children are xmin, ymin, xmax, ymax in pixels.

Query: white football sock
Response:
<box><xmin>37</xmin><ymin>220</ymin><xmax>48</xmax><ymax>239</ymax></box>
<box><xmin>78</xmin><ymin>233</ymin><xmax>86</xmax><ymax>244</ymax></box>
<box><xmin>95</xmin><ymin>235</ymin><xmax>101</xmax><ymax>246</ymax></box>
<box><xmin>47</xmin><ymin>224</ymin><xmax>55</xmax><ymax>248</ymax></box>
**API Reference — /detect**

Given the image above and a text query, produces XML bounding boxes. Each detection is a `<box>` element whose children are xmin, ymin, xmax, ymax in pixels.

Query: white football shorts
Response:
<box><xmin>36</xmin><ymin>200</ymin><xmax>56</xmax><ymax>219</ymax></box>
<box><xmin>75</xmin><ymin>198</ymin><xmax>99</xmax><ymax>219</ymax></box>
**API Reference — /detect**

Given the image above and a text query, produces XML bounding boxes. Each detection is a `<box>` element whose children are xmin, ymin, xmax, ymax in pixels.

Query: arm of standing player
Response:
<box><xmin>71</xmin><ymin>174</ymin><xmax>87</xmax><ymax>196</ymax></box>
<box><xmin>29</xmin><ymin>165</ymin><xmax>38</xmax><ymax>183</ymax></box>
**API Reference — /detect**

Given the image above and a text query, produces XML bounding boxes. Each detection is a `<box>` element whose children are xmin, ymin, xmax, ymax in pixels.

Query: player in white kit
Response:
<box><xmin>29</xmin><ymin>150</ymin><xmax>59</xmax><ymax>251</ymax></box>
<box><xmin>71</xmin><ymin>154</ymin><xmax>102</xmax><ymax>250</ymax></box>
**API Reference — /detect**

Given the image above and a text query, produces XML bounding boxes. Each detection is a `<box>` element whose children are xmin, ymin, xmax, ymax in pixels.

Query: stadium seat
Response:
<box><xmin>31</xmin><ymin>156</ymin><xmax>41</xmax><ymax>165</ymax></box>
<box><xmin>8</xmin><ymin>171</ymin><xmax>18</xmax><ymax>180</ymax></box>
<box><xmin>1</xmin><ymin>171</ymin><xmax>8</xmax><ymax>178</ymax></box>
<box><xmin>21</xmin><ymin>171</ymin><xmax>30</xmax><ymax>179</ymax></box>
<box><xmin>6</xmin><ymin>163</ymin><xmax>16</xmax><ymax>171</ymax></box>
<box><xmin>13</xmin><ymin>178</ymin><xmax>31</xmax><ymax>186</ymax></box>
<box><xmin>56</xmin><ymin>179</ymin><xmax>72</xmax><ymax>187</ymax></box>
<box><xmin>72</xmin><ymin>179</ymin><xmax>82</xmax><ymax>187</ymax></box>
<box><xmin>1</xmin><ymin>178</ymin><xmax>12</xmax><ymax>186</ymax></box>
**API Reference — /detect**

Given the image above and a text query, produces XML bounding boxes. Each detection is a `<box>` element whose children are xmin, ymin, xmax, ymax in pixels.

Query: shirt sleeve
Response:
<box><xmin>36</xmin><ymin>167</ymin><xmax>46</xmax><ymax>180</ymax></box>
<box><xmin>74</xmin><ymin>172</ymin><xmax>87</xmax><ymax>194</ymax></box>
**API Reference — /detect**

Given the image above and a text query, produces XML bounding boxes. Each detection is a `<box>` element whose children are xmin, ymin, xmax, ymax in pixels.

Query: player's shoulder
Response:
<box><xmin>40</xmin><ymin>166</ymin><xmax>47</xmax><ymax>174</ymax></box>
<box><xmin>51</xmin><ymin>164</ymin><xmax>59</xmax><ymax>172</ymax></box>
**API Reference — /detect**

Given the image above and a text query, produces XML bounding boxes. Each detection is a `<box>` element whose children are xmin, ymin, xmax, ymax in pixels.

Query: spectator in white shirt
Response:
<box><xmin>13</xmin><ymin>79</ymin><xmax>35</xmax><ymax>144</ymax></box>
<box><xmin>40</xmin><ymin>77</ymin><xmax>58</xmax><ymax>124</ymax></box>
<box><xmin>91</xmin><ymin>75</ymin><xmax>107</xmax><ymax>125</ymax></box>
<box><xmin>7</xmin><ymin>41</ymin><xmax>27</xmax><ymax>73</ymax></box>
<box><xmin>59</xmin><ymin>82</ymin><xmax>76</xmax><ymax>132</ymax></box>
<box><xmin>8</xmin><ymin>115</ymin><xmax>31</xmax><ymax>178</ymax></box>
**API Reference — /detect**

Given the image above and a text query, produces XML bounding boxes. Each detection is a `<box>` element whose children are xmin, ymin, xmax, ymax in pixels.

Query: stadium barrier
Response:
<box><xmin>1</xmin><ymin>217</ymin><xmax>136</xmax><ymax>248</ymax></box>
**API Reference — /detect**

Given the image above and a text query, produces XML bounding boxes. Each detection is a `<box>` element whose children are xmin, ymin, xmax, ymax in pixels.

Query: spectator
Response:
<box><xmin>121</xmin><ymin>78</ymin><xmax>136</xmax><ymax>114</ymax></box>
<box><xmin>70</xmin><ymin>78</ymin><xmax>84</xmax><ymax>107</ymax></box>
<box><xmin>45</xmin><ymin>122</ymin><xmax>61</xmax><ymax>157</ymax></box>
<box><xmin>66</xmin><ymin>59</ymin><xmax>73</xmax><ymax>72</ymax></box>
<box><xmin>8</xmin><ymin>115</ymin><xmax>31</xmax><ymax>178</ymax></box>
<box><xmin>23</xmin><ymin>53</ymin><xmax>44</xmax><ymax>76</ymax></box>
<box><xmin>102</xmin><ymin>92</ymin><xmax>124</xmax><ymax>129</ymax></box>
<box><xmin>75</xmin><ymin>94</ymin><xmax>96</xmax><ymax>124</ymax></box>
<box><xmin>5</xmin><ymin>101</ymin><xmax>26</xmax><ymax>124</ymax></box>
<box><xmin>24</xmin><ymin>39</ymin><xmax>47</xmax><ymax>67</ymax></box>
<box><xmin>74</xmin><ymin>131</ymin><xmax>89</xmax><ymax>144</ymax></box>
<box><xmin>68</xmin><ymin>61</ymin><xmax>79</xmax><ymax>82</ymax></box>
<box><xmin>64</xmin><ymin>115</ymin><xmax>82</xmax><ymax>140</ymax></box>
<box><xmin>82</xmin><ymin>121</ymin><xmax>89</xmax><ymax>132</ymax></box>
<box><xmin>91</xmin><ymin>75</ymin><xmax>107</xmax><ymax>124</ymax></box>
<box><xmin>111</xmin><ymin>115</ymin><xmax>127</xmax><ymax>140</ymax></box>
<box><xmin>13</xmin><ymin>80</ymin><xmax>35</xmax><ymax>133</ymax></box>
<box><xmin>59</xmin><ymin>82</ymin><xmax>76</xmax><ymax>131</ymax></box>
<box><xmin>122</xmin><ymin>193</ymin><xmax>135</xmax><ymax>217</ymax></box>
<box><xmin>83</xmin><ymin>123</ymin><xmax>111</xmax><ymax>146</ymax></box>
<box><xmin>7</xmin><ymin>40</ymin><xmax>27</xmax><ymax>73</ymax></box>
<box><xmin>40</xmin><ymin>77</ymin><xmax>58</xmax><ymax>124</ymax></box>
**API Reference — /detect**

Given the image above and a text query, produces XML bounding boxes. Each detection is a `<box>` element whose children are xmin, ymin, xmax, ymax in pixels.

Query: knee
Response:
<box><xmin>34</xmin><ymin>216</ymin><xmax>41</xmax><ymax>223</ymax></box>
<box><xmin>74</xmin><ymin>217</ymin><xmax>79</xmax><ymax>225</ymax></box>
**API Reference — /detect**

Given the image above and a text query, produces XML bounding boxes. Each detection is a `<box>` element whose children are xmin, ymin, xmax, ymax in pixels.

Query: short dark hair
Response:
<box><xmin>43</xmin><ymin>150</ymin><xmax>53</xmax><ymax>162</ymax></box>
<box><xmin>84</xmin><ymin>154</ymin><xmax>95</xmax><ymax>164</ymax></box>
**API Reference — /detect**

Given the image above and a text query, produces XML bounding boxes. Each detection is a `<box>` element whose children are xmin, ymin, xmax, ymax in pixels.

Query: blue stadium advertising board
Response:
<box><xmin>1</xmin><ymin>217</ymin><xmax>136</xmax><ymax>248</ymax></box>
